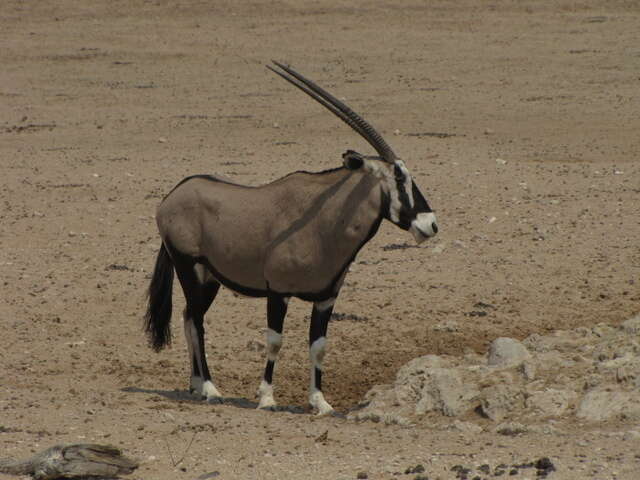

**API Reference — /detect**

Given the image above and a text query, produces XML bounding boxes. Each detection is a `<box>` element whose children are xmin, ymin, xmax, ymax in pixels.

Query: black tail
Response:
<box><xmin>144</xmin><ymin>243</ymin><xmax>175</xmax><ymax>351</ymax></box>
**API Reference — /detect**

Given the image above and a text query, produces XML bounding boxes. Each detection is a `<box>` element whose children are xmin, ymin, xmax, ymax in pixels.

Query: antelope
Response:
<box><xmin>144</xmin><ymin>61</ymin><xmax>438</xmax><ymax>415</ymax></box>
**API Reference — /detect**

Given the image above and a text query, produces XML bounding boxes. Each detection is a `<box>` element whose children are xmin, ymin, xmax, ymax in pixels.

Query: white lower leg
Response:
<box><xmin>256</xmin><ymin>328</ymin><xmax>282</xmax><ymax>409</ymax></box>
<box><xmin>257</xmin><ymin>379</ymin><xmax>276</xmax><ymax>408</ymax></box>
<box><xmin>309</xmin><ymin>337</ymin><xmax>334</xmax><ymax>415</ymax></box>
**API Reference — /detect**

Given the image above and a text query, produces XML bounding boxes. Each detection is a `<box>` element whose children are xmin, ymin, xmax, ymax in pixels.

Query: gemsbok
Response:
<box><xmin>144</xmin><ymin>61</ymin><xmax>438</xmax><ymax>415</ymax></box>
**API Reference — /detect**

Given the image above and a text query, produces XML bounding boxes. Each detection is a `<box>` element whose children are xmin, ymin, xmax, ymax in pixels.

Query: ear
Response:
<box><xmin>342</xmin><ymin>150</ymin><xmax>364</xmax><ymax>170</ymax></box>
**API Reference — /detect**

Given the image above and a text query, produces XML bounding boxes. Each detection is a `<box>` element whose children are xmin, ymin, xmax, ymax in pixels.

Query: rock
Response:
<box><xmin>622</xmin><ymin>430</ymin><xmax>640</xmax><ymax>441</ymax></box>
<box><xmin>351</xmin><ymin>409</ymin><xmax>412</xmax><ymax>426</ymax></box>
<box><xmin>526</xmin><ymin>389</ymin><xmax>573</xmax><ymax>417</ymax></box>
<box><xmin>398</xmin><ymin>355</ymin><xmax>447</xmax><ymax>373</ymax></box>
<box><xmin>197</xmin><ymin>472</ymin><xmax>220</xmax><ymax>480</ymax></box>
<box><xmin>535</xmin><ymin>457</ymin><xmax>556</xmax><ymax>477</ymax></box>
<box><xmin>495</xmin><ymin>422</ymin><xmax>529</xmax><ymax>436</ymax></box>
<box><xmin>480</xmin><ymin>384</ymin><xmax>524</xmax><ymax>421</ymax></box>
<box><xmin>432</xmin><ymin>243</ymin><xmax>446</xmax><ymax>254</ymax></box>
<box><xmin>519</xmin><ymin>361</ymin><xmax>536</xmax><ymax>380</ymax></box>
<box><xmin>529</xmin><ymin>423</ymin><xmax>563</xmax><ymax>435</ymax></box>
<box><xmin>577</xmin><ymin>389</ymin><xmax>640</xmax><ymax>421</ymax></box>
<box><xmin>246</xmin><ymin>339</ymin><xmax>265</xmax><ymax>352</ymax></box>
<box><xmin>621</xmin><ymin>315</ymin><xmax>640</xmax><ymax>334</ymax></box>
<box><xmin>349</xmin><ymin>387</ymin><xmax>412</xmax><ymax>425</ymax></box>
<box><xmin>393</xmin><ymin>357</ymin><xmax>477</xmax><ymax>417</ymax></box>
<box><xmin>522</xmin><ymin>333</ymin><xmax>546</xmax><ymax>351</ymax></box>
<box><xmin>449</xmin><ymin>420</ymin><xmax>483</xmax><ymax>434</ymax></box>
<box><xmin>433</xmin><ymin>320</ymin><xmax>459</xmax><ymax>332</ymax></box>
<box><xmin>353</xmin><ymin>355</ymin><xmax>478</xmax><ymax>422</ymax></box>
<box><xmin>404</xmin><ymin>464</ymin><xmax>425</xmax><ymax>475</ymax></box>
<box><xmin>412</xmin><ymin>368</ymin><xmax>477</xmax><ymax>417</ymax></box>
<box><xmin>592</xmin><ymin>323</ymin><xmax>616</xmax><ymax>338</ymax></box>
<box><xmin>354</xmin><ymin>317</ymin><xmax>640</xmax><ymax>427</ymax></box>
<box><xmin>615</xmin><ymin>358</ymin><xmax>640</xmax><ymax>387</ymax></box>
<box><xmin>487</xmin><ymin>337</ymin><xmax>531</xmax><ymax>368</ymax></box>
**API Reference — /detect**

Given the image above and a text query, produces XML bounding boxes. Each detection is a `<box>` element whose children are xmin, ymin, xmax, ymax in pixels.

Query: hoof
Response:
<box><xmin>257</xmin><ymin>380</ymin><xmax>277</xmax><ymax>410</ymax></box>
<box><xmin>309</xmin><ymin>391</ymin><xmax>334</xmax><ymax>416</ymax></box>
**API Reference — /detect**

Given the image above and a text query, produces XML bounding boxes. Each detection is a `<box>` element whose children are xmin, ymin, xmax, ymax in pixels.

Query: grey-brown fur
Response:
<box><xmin>158</xmin><ymin>167</ymin><xmax>382</xmax><ymax>297</ymax></box>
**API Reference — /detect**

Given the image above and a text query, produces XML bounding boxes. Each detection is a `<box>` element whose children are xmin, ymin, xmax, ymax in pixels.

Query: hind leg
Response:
<box><xmin>176</xmin><ymin>262</ymin><xmax>222</xmax><ymax>400</ymax></box>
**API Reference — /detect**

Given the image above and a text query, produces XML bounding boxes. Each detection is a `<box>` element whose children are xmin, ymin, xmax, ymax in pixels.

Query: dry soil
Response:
<box><xmin>1</xmin><ymin>1</ymin><xmax>639</xmax><ymax>479</ymax></box>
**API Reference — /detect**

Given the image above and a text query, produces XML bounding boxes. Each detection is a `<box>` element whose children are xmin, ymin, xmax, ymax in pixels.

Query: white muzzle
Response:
<box><xmin>410</xmin><ymin>212</ymin><xmax>438</xmax><ymax>244</ymax></box>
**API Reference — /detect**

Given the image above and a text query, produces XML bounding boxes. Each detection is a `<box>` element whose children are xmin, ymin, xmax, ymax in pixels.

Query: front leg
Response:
<box><xmin>257</xmin><ymin>294</ymin><xmax>289</xmax><ymax>409</ymax></box>
<box><xmin>308</xmin><ymin>297</ymin><xmax>336</xmax><ymax>415</ymax></box>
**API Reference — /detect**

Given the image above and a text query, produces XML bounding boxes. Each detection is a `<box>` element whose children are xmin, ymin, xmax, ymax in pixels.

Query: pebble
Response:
<box><xmin>432</xmin><ymin>243</ymin><xmax>446</xmax><ymax>254</ymax></box>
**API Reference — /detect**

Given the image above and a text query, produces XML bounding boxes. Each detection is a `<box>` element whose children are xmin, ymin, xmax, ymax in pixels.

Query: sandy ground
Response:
<box><xmin>1</xmin><ymin>0</ymin><xmax>639</xmax><ymax>478</ymax></box>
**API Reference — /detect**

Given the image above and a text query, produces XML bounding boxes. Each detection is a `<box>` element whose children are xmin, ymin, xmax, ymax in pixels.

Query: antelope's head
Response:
<box><xmin>269</xmin><ymin>61</ymin><xmax>438</xmax><ymax>244</ymax></box>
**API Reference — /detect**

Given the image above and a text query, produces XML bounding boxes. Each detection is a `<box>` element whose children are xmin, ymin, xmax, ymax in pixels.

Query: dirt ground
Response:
<box><xmin>1</xmin><ymin>0</ymin><xmax>639</xmax><ymax>478</ymax></box>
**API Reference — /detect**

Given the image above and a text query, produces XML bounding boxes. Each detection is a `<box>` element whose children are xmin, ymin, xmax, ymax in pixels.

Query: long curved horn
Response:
<box><xmin>267</xmin><ymin>61</ymin><xmax>397</xmax><ymax>162</ymax></box>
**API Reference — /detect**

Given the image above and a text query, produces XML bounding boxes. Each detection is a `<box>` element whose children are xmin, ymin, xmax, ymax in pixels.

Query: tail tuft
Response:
<box><xmin>144</xmin><ymin>243</ymin><xmax>174</xmax><ymax>351</ymax></box>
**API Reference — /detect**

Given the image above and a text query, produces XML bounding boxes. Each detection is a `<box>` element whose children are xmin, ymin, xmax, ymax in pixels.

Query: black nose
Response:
<box><xmin>431</xmin><ymin>222</ymin><xmax>438</xmax><ymax>234</ymax></box>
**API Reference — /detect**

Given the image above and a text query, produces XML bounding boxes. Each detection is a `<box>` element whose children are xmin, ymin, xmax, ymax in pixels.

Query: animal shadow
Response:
<box><xmin>121</xmin><ymin>386</ymin><xmax>308</xmax><ymax>414</ymax></box>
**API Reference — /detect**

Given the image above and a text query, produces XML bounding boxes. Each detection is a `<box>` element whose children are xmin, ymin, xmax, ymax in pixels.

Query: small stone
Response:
<box><xmin>495</xmin><ymin>422</ymin><xmax>528</xmax><ymax>436</ymax></box>
<box><xmin>432</xmin><ymin>243</ymin><xmax>446</xmax><ymax>254</ymax></box>
<box><xmin>246</xmin><ymin>339</ymin><xmax>265</xmax><ymax>352</ymax></box>
<box><xmin>535</xmin><ymin>457</ymin><xmax>556</xmax><ymax>476</ymax></box>
<box><xmin>356</xmin><ymin>472</ymin><xmax>368</xmax><ymax>479</ymax></box>
<box><xmin>404</xmin><ymin>464</ymin><xmax>425</xmax><ymax>474</ymax></box>
<box><xmin>197</xmin><ymin>472</ymin><xmax>220</xmax><ymax>480</ymax></box>
<box><xmin>450</xmin><ymin>420</ymin><xmax>482</xmax><ymax>434</ymax></box>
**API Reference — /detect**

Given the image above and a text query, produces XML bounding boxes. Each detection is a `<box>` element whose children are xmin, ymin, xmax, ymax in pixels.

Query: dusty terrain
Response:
<box><xmin>1</xmin><ymin>0</ymin><xmax>639</xmax><ymax>478</ymax></box>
